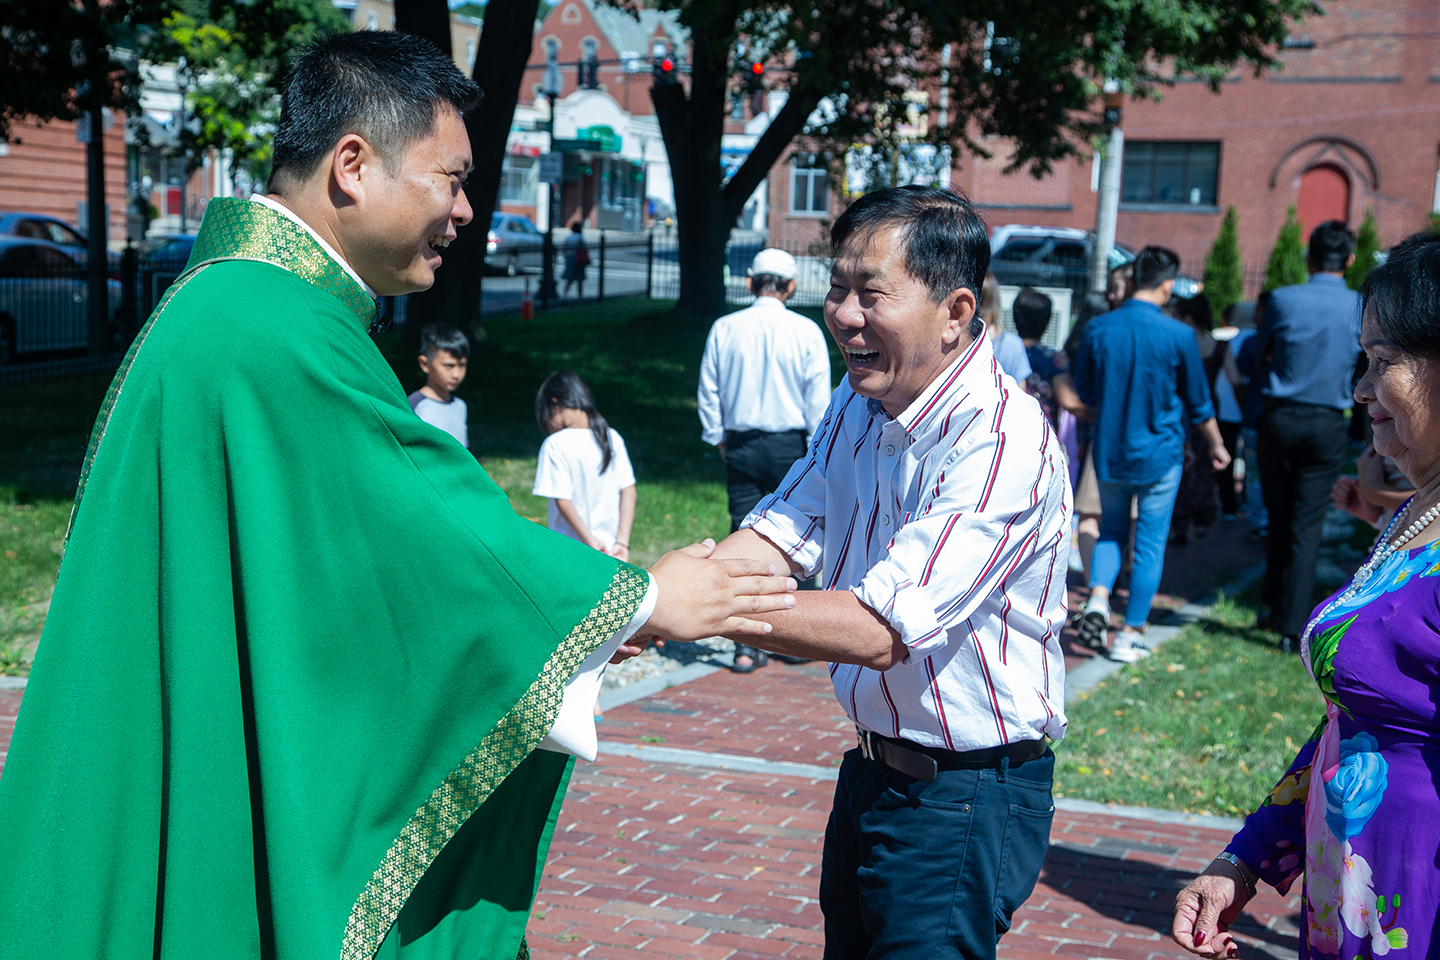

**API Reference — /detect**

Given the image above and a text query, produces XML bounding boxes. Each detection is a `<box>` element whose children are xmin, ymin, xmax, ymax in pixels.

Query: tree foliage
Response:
<box><xmin>1345</xmin><ymin>209</ymin><xmax>1379</xmax><ymax>292</ymax></box>
<box><xmin>622</xmin><ymin>0</ymin><xmax>1318</xmax><ymax>318</ymax></box>
<box><xmin>0</xmin><ymin>0</ymin><xmax>171</xmax><ymax>141</ymax></box>
<box><xmin>148</xmin><ymin>0</ymin><xmax>349</xmax><ymax>189</ymax></box>
<box><xmin>1203</xmin><ymin>205</ymin><xmax>1243</xmax><ymax>320</ymax></box>
<box><xmin>1263</xmin><ymin>205</ymin><xmax>1309</xmax><ymax>293</ymax></box>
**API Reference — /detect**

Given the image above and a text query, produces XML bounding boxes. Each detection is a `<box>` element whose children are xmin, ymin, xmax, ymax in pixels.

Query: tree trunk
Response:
<box><xmin>653</xmin><ymin>15</ymin><xmax>733</xmax><ymax>320</ymax></box>
<box><xmin>399</xmin><ymin>0</ymin><xmax>542</xmax><ymax>343</ymax></box>
<box><xmin>393</xmin><ymin>0</ymin><xmax>452</xmax><ymax>55</ymax></box>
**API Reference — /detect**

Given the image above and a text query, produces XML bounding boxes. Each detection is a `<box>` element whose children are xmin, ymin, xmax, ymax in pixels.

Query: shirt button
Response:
<box><xmin>884</xmin><ymin>444</ymin><xmax>896</xmax><ymax>456</ymax></box>
<box><xmin>881</xmin><ymin>515</ymin><xmax>892</xmax><ymax>527</ymax></box>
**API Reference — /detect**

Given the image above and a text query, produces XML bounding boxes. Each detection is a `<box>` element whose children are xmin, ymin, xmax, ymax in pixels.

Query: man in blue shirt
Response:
<box><xmin>1072</xmin><ymin>247</ymin><xmax>1231</xmax><ymax>660</ymax></box>
<box><xmin>1252</xmin><ymin>220</ymin><xmax>1362</xmax><ymax>650</ymax></box>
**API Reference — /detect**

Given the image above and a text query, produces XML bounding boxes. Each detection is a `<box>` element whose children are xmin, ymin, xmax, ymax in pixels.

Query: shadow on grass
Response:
<box><xmin>1040</xmin><ymin>844</ymin><xmax>1301</xmax><ymax>960</ymax></box>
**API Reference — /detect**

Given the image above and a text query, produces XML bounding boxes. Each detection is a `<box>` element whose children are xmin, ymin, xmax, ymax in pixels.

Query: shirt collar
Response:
<box><xmin>748</xmin><ymin>295</ymin><xmax>787</xmax><ymax>311</ymax></box>
<box><xmin>866</xmin><ymin>331</ymin><xmax>995</xmax><ymax>439</ymax></box>
<box><xmin>248</xmin><ymin>194</ymin><xmax>378</xmax><ymax>300</ymax></box>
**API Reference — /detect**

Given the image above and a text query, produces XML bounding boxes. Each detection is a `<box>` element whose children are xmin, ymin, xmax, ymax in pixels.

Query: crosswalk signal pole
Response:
<box><xmin>1090</xmin><ymin>84</ymin><xmax>1124</xmax><ymax>294</ymax></box>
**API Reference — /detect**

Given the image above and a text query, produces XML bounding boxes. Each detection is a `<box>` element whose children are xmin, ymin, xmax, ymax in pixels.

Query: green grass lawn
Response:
<box><xmin>377</xmin><ymin>298</ymin><xmax>842</xmax><ymax>566</ymax></box>
<box><xmin>0</xmin><ymin>299</ymin><xmax>838</xmax><ymax>672</ymax></box>
<box><xmin>1054</xmin><ymin>593</ymin><xmax>1325</xmax><ymax>817</ymax></box>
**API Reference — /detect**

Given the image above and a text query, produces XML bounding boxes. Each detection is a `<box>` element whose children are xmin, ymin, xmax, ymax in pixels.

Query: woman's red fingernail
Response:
<box><xmin>1195</xmin><ymin>932</ymin><xmax>1206</xmax><ymax>945</ymax></box>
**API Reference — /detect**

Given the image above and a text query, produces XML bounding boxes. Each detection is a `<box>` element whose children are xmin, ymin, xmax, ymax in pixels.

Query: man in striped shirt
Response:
<box><xmin>711</xmin><ymin>186</ymin><xmax>1071</xmax><ymax>959</ymax></box>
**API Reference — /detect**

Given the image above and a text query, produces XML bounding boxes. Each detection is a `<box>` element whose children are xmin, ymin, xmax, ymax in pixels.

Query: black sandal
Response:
<box><xmin>731</xmin><ymin>645</ymin><xmax>768</xmax><ymax>673</ymax></box>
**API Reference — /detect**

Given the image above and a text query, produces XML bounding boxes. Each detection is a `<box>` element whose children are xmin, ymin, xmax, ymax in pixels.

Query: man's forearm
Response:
<box><xmin>1198</xmin><ymin>417</ymin><xmax>1225</xmax><ymax>451</ymax></box>
<box><xmin>724</xmin><ymin>589</ymin><xmax>907</xmax><ymax>670</ymax></box>
<box><xmin>710</xmin><ymin>528</ymin><xmax>803</xmax><ymax>575</ymax></box>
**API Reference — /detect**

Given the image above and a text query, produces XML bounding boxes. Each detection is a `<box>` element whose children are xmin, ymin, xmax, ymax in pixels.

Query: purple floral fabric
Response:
<box><xmin>1226</xmin><ymin>538</ymin><xmax>1440</xmax><ymax>958</ymax></box>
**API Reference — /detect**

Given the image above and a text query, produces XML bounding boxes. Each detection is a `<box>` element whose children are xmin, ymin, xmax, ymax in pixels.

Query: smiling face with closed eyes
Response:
<box><xmin>823</xmin><ymin>225</ymin><xmax>977</xmax><ymax>417</ymax></box>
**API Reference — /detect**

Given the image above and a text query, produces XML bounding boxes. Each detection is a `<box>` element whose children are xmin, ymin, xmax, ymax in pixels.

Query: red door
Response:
<box><xmin>1297</xmin><ymin>165</ymin><xmax>1350</xmax><ymax>239</ymax></box>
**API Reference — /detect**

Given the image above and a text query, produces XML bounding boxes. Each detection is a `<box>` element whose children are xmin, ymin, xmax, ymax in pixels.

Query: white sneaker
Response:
<box><xmin>1107</xmin><ymin>628</ymin><xmax>1151</xmax><ymax>663</ymax></box>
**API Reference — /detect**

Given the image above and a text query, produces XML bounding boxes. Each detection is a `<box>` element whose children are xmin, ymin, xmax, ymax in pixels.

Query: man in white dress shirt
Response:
<box><xmin>699</xmin><ymin>247</ymin><xmax>831</xmax><ymax>671</ymax></box>
<box><xmin>711</xmin><ymin>186</ymin><xmax>1071</xmax><ymax>959</ymax></box>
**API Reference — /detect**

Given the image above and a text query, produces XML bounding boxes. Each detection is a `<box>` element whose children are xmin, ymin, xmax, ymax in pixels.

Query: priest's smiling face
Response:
<box><xmin>351</xmin><ymin>104</ymin><xmax>474</xmax><ymax>295</ymax></box>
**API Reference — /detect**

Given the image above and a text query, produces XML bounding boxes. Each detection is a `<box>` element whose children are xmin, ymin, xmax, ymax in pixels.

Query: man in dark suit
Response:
<box><xmin>1252</xmin><ymin>220</ymin><xmax>1362</xmax><ymax>650</ymax></box>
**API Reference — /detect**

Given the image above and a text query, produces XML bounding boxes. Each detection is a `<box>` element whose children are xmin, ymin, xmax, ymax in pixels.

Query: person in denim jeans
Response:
<box><xmin>1072</xmin><ymin>247</ymin><xmax>1231</xmax><ymax>660</ymax></box>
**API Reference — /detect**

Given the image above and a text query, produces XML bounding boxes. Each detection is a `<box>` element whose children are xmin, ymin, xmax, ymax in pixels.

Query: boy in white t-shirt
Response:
<box><xmin>407</xmin><ymin>324</ymin><xmax>470</xmax><ymax>448</ymax></box>
<box><xmin>532</xmin><ymin>370</ymin><xmax>637</xmax><ymax>561</ymax></box>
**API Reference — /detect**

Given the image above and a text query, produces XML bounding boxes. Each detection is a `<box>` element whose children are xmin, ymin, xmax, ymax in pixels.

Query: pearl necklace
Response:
<box><xmin>1300</xmin><ymin>496</ymin><xmax>1440</xmax><ymax>646</ymax></box>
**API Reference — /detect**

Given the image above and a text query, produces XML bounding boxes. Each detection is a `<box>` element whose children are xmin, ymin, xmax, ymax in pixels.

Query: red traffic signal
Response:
<box><xmin>662</xmin><ymin>57</ymin><xmax>674</xmax><ymax>72</ymax></box>
<box><xmin>750</xmin><ymin>62</ymin><xmax>763</xmax><ymax>75</ymax></box>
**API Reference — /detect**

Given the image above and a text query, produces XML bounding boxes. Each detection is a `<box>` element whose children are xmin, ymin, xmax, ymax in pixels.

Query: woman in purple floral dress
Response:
<box><xmin>1173</xmin><ymin>233</ymin><xmax>1440</xmax><ymax>960</ymax></box>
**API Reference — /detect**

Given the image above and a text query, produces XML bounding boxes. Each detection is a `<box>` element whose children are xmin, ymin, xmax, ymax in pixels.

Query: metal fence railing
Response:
<box><xmin>0</xmin><ymin>222</ymin><xmax>1292</xmax><ymax>383</ymax></box>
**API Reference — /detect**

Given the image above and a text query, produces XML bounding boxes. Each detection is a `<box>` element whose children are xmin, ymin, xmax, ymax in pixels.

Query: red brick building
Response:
<box><xmin>768</xmin><ymin>0</ymin><xmax>1440</xmax><ymax>283</ymax></box>
<box><xmin>0</xmin><ymin>118</ymin><xmax>130</xmax><ymax>245</ymax></box>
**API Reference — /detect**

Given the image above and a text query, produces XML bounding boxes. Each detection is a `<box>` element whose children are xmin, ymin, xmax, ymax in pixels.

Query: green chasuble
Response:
<box><xmin>0</xmin><ymin>198</ymin><xmax>647</xmax><ymax>959</ymax></box>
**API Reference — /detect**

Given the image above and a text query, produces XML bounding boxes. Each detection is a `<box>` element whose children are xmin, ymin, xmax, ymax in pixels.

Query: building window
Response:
<box><xmin>561</xmin><ymin>3</ymin><xmax>581</xmax><ymax>23</ymax></box>
<box><xmin>1121</xmin><ymin>141</ymin><xmax>1219</xmax><ymax>206</ymax></box>
<box><xmin>543</xmin><ymin>37</ymin><xmax>559</xmax><ymax>60</ymax></box>
<box><xmin>366</xmin><ymin>11</ymin><xmax>378</xmax><ymax>29</ymax></box>
<box><xmin>500</xmin><ymin>154</ymin><xmax>538</xmax><ymax>203</ymax></box>
<box><xmin>582</xmin><ymin>38</ymin><xmax>598</xmax><ymax>59</ymax></box>
<box><xmin>466</xmin><ymin>38</ymin><xmax>476</xmax><ymax>71</ymax></box>
<box><xmin>790</xmin><ymin>153</ymin><xmax>829</xmax><ymax>216</ymax></box>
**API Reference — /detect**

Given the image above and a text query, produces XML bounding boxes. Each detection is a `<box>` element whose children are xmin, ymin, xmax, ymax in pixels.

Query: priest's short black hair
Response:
<box><xmin>830</xmin><ymin>186</ymin><xmax>990</xmax><ymax>339</ymax></box>
<box><xmin>268</xmin><ymin>31</ymin><xmax>481</xmax><ymax>194</ymax></box>
<box><xmin>1309</xmin><ymin>220</ymin><xmax>1356</xmax><ymax>274</ymax></box>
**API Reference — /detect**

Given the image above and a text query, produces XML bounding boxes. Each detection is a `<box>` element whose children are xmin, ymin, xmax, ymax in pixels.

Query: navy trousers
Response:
<box><xmin>819</xmin><ymin>747</ymin><xmax>1055</xmax><ymax>960</ymax></box>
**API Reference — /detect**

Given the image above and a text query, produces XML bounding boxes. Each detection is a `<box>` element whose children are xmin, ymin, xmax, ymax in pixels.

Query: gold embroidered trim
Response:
<box><xmin>187</xmin><ymin>198</ymin><xmax>377</xmax><ymax>330</ymax></box>
<box><xmin>339</xmin><ymin>564</ymin><xmax>650</xmax><ymax>959</ymax></box>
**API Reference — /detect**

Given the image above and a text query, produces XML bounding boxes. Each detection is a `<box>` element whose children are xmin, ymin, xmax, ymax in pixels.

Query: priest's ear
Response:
<box><xmin>329</xmin><ymin>133</ymin><xmax>383</xmax><ymax>208</ymax></box>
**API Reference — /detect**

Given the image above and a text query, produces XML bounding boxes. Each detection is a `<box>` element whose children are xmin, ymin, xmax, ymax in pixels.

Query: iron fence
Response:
<box><xmin>0</xmin><ymin>221</ymin><xmax>1287</xmax><ymax>383</ymax></box>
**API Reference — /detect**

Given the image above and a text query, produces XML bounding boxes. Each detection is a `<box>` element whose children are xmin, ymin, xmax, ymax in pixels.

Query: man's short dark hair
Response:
<box><xmin>1309</xmin><ymin>220</ymin><xmax>1356</xmax><ymax>273</ymax></box>
<box><xmin>750</xmin><ymin>273</ymin><xmax>790</xmax><ymax>296</ymax></box>
<box><xmin>830</xmin><ymin>186</ymin><xmax>991</xmax><ymax>339</ymax></box>
<box><xmin>1132</xmin><ymin>246</ymin><xmax>1180</xmax><ymax>292</ymax></box>
<box><xmin>268</xmin><ymin>32</ymin><xmax>482</xmax><ymax>193</ymax></box>
<box><xmin>419</xmin><ymin>323</ymin><xmax>469</xmax><ymax>360</ymax></box>
<box><xmin>1011</xmin><ymin>287</ymin><xmax>1054</xmax><ymax>341</ymax></box>
<box><xmin>1364</xmin><ymin>232</ymin><xmax>1440</xmax><ymax>358</ymax></box>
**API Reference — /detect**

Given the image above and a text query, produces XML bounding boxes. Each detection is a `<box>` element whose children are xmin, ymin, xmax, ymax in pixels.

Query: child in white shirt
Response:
<box><xmin>532</xmin><ymin>370</ymin><xmax>636</xmax><ymax>562</ymax></box>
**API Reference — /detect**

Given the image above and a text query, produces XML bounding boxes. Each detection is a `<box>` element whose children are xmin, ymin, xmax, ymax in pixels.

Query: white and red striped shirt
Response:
<box><xmin>745</xmin><ymin>333</ymin><xmax>1071</xmax><ymax>751</ymax></box>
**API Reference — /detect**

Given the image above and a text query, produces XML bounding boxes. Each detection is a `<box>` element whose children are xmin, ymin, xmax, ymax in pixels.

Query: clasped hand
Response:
<box><xmin>1171</xmin><ymin>862</ymin><xmax>1250</xmax><ymax>958</ymax></box>
<box><xmin>610</xmin><ymin>539</ymin><xmax>796</xmax><ymax>663</ymax></box>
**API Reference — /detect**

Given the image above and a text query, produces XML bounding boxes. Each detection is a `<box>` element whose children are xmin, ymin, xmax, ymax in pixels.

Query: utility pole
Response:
<box><xmin>80</xmin><ymin>0</ymin><xmax>109</xmax><ymax>356</ymax></box>
<box><xmin>1090</xmin><ymin>83</ymin><xmax>1124</xmax><ymax>294</ymax></box>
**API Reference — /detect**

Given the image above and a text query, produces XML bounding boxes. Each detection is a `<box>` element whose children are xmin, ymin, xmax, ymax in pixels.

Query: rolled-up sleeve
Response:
<box><xmin>855</xmin><ymin>431</ymin><xmax>1058</xmax><ymax>659</ymax></box>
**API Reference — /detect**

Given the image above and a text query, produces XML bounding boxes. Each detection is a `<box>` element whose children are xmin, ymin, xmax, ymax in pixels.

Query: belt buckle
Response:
<box><xmin>857</xmin><ymin>728</ymin><xmax>874</xmax><ymax>760</ymax></box>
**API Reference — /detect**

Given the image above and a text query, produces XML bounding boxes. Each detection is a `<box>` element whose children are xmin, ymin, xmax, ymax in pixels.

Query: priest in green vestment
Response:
<box><xmin>0</xmin><ymin>32</ymin><xmax>794</xmax><ymax>960</ymax></box>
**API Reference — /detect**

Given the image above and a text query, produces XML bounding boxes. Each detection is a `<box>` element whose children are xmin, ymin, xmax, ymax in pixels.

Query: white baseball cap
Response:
<box><xmin>748</xmin><ymin>248</ymin><xmax>798</xmax><ymax>280</ymax></box>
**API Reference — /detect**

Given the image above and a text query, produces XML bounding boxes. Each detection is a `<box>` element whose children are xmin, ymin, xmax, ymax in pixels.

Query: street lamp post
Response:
<box><xmin>539</xmin><ymin>56</ymin><xmax>563</xmax><ymax>306</ymax></box>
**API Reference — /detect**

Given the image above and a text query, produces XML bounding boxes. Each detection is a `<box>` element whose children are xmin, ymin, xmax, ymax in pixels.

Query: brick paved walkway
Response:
<box><xmin>0</xmin><ymin>563</ymin><xmax>1301</xmax><ymax>960</ymax></box>
<box><xmin>530</xmin><ymin>662</ymin><xmax>1300</xmax><ymax>960</ymax></box>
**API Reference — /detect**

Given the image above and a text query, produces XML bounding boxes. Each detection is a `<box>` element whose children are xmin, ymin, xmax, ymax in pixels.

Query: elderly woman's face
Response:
<box><xmin>1357</xmin><ymin>308</ymin><xmax>1440</xmax><ymax>482</ymax></box>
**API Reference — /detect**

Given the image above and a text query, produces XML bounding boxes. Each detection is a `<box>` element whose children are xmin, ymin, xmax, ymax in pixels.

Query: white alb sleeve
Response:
<box><xmin>537</xmin><ymin>573</ymin><xmax>657</xmax><ymax>761</ymax></box>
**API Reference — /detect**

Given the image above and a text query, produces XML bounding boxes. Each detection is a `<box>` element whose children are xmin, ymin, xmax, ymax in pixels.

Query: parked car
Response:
<box><xmin>135</xmin><ymin>232</ymin><xmax>197</xmax><ymax>313</ymax></box>
<box><xmin>136</xmin><ymin>232</ymin><xmax>197</xmax><ymax>266</ymax></box>
<box><xmin>0</xmin><ymin>237</ymin><xmax>123</xmax><ymax>364</ymax></box>
<box><xmin>989</xmin><ymin>226</ymin><xmax>1200</xmax><ymax>302</ymax></box>
<box><xmin>486</xmin><ymin>213</ymin><xmax>543</xmax><ymax>276</ymax></box>
<box><xmin>0</xmin><ymin>211</ymin><xmax>88</xmax><ymax>253</ymax></box>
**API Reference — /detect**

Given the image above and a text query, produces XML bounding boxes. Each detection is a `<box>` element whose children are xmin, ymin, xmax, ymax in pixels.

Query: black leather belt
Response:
<box><xmin>856</xmin><ymin>728</ymin><xmax>1047</xmax><ymax>781</ymax></box>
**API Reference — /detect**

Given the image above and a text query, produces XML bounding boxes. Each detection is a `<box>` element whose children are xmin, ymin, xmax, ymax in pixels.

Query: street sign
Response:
<box><xmin>539</xmin><ymin>151</ymin><xmax>563</xmax><ymax>184</ymax></box>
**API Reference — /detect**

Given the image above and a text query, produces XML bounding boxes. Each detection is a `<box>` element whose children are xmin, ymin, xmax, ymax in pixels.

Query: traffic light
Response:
<box><xmin>747</xmin><ymin>61</ymin><xmax>765</xmax><ymax>115</ymax></box>
<box><xmin>652</xmin><ymin>54</ymin><xmax>676</xmax><ymax>84</ymax></box>
<box><xmin>581</xmin><ymin>56</ymin><xmax>599</xmax><ymax>89</ymax></box>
